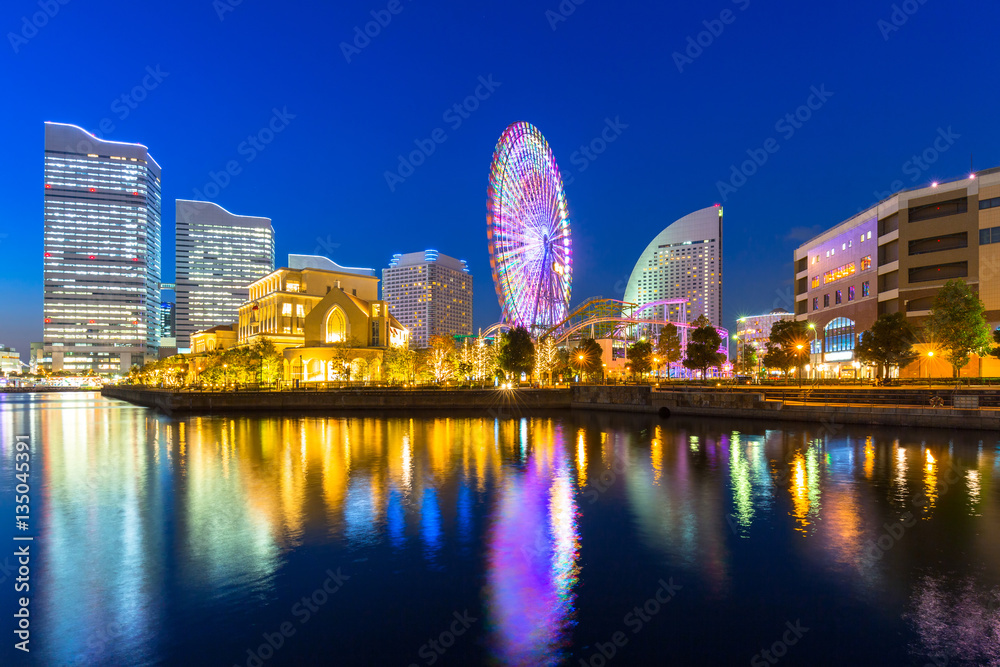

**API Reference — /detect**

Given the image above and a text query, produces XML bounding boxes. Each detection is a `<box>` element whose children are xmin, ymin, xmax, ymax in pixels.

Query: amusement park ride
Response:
<box><xmin>483</xmin><ymin>121</ymin><xmax>727</xmax><ymax>356</ymax></box>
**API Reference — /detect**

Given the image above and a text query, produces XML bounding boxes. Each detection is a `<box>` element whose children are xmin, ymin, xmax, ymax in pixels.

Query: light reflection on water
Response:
<box><xmin>0</xmin><ymin>393</ymin><xmax>999</xmax><ymax>666</ymax></box>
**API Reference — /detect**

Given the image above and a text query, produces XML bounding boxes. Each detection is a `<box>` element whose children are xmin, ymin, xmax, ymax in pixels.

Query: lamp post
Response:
<box><xmin>926</xmin><ymin>350</ymin><xmax>934</xmax><ymax>384</ymax></box>
<box><xmin>795</xmin><ymin>344</ymin><xmax>804</xmax><ymax>387</ymax></box>
<box><xmin>223</xmin><ymin>363</ymin><xmax>228</xmax><ymax>390</ymax></box>
<box><xmin>732</xmin><ymin>333</ymin><xmax>741</xmax><ymax>375</ymax></box>
<box><xmin>807</xmin><ymin>323</ymin><xmax>819</xmax><ymax>380</ymax></box>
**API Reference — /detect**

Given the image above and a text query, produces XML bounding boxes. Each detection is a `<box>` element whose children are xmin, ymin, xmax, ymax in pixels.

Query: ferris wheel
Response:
<box><xmin>487</xmin><ymin>122</ymin><xmax>572</xmax><ymax>333</ymax></box>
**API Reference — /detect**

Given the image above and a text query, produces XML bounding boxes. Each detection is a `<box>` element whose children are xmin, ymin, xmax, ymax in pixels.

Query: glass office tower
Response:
<box><xmin>43</xmin><ymin>122</ymin><xmax>162</xmax><ymax>373</ymax></box>
<box><xmin>175</xmin><ymin>199</ymin><xmax>274</xmax><ymax>351</ymax></box>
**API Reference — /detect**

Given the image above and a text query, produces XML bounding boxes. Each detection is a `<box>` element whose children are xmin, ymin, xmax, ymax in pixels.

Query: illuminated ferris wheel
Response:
<box><xmin>487</xmin><ymin>122</ymin><xmax>572</xmax><ymax>333</ymax></box>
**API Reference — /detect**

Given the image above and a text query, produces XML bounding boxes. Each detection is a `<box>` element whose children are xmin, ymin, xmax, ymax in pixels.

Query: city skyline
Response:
<box><xmin>4</xmin><ymin>3</ymin><xmax>1000</xmax><ymax>362</ymax></box>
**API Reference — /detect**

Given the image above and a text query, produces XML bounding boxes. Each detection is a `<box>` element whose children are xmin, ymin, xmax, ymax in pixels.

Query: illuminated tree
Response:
<box><xmin>384</xmin><ymin>346</ymin><xmax>416</xmax><ymax>383</ymax></box>
<box><xmin>534</xmin><ymin>336</ymin><xmax>559</xmax><ymax>385</ymax></box>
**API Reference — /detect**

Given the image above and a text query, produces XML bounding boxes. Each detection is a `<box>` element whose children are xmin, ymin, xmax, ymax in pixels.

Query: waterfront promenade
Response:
<box><xmin>102</xmin><ymin>384</ymin><xmax>1000</xmax><ymax>430</ymax></box>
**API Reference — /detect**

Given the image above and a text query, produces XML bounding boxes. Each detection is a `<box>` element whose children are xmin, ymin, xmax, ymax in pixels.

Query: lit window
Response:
<box><xmin>296</xmin><ymin>304</ymin><xmax>305</xmax><ymax>318</ymax></box>
<box><xmin>860</xmin><ymin>234</ymin><xmax>865</xmax><ymax>243</ymax></box>
<box><xmin>842</xmin><ymin>243</ymin><xmax>846</xmax><ymax>250</ymax></box>
<box><xmin>824</xmin><ymin>294</ymin><xmax>830</xmax><ymax>307</ymax></box>
<box><xmin>835</xmin><ymin>290</ymin><xmax>842</xmax><ymax>305</ymax></box>
<box><xmin>867</xmin><ymin>231</ymin><xmax>872</xmax><ymax>239</ymax></box>
<box><xmin>811</xmin><ymin>277</ymin><xmax>819</xmax><ymax>289</ymax></box>
<box><xmin>286</xmin><ymin>282</ymin><xmax>299</xmax><ymax>292</ymax></box>
<box><xmin>848</xmin><ymin>286</ymin><xmax>855</xmax><ymax>301</ymax></box>
<box><xmin>860</xmin><ymin>255</ymin><xmax>872</xmax><ymax>271</ymax></box>
<box><xmin>281</xmin><ymin>303</ymin><xmax>291</xmax><ymax>316</ymax></box>
<box><xmin>862</xmin><ymin>281</ymin><xmax>870</xmax><ymax>297</ymax></box>
<box><xmin>813</xmin><ymin>297</ymin><xmax>818</xmax><ymax>311</ymax></box>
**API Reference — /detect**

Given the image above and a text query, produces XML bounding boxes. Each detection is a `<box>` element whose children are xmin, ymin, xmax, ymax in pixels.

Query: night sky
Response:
<box><xmin>2</xmin><ymin>0</ymin><xmax>998</xmax><ymax>360</ymax></box>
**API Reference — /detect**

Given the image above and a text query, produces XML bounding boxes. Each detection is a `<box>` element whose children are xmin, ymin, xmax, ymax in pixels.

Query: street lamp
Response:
<box><xmin>223</xmin><ymin>363</ymin><xmax>229</xmax><ymax>389</ymax></box>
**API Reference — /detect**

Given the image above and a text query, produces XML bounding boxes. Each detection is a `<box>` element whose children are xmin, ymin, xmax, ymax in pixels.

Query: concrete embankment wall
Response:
<box><xmin>102</xmin><ymin>386</ymin><xmax>572</xmax><ymax>414</ymax></box>
<box><xmin>104</xmin><ymin>385</ymin><xmax>1000</xmax><ymax>430</ymax></box>
<box><xmin>570</xmin><ymin>385</ymin><xmax>1000</xmax><ymax>431</ymax></box>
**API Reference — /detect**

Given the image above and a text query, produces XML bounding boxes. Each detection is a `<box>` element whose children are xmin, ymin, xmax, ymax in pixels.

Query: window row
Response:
<box><xmin>812</xmin><ymin>282</ymin><xmax>869</xmax><ymax>311</ymax></box>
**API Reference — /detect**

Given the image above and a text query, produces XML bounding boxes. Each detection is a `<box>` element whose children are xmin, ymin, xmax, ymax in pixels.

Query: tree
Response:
<box><xmin>766</xmin><ymin>319</ymin><xmax>811</xmax><ymax>380</ymax></box>
<box><xmin>683</xmin><ymin>320</ymin><xmax>726</xmax><ymax>379</ymax></box>
<box><xmin>534</xmin><ymin>337</ymin><xmax>559</xmax><ymax>385</ymax></box>
<box><xmin>472</xmin><ymin>335</ymin><xmax>498</xmax><ymax>382</ymax></box>
<box><xmin>627</xmin><ymin>339</ymin><xmax>653</xmax><ymax>378</ymax></box>
<box><xmin>250</xmin><ymin>337</ymin><xmax>282</xmax><ymax>384</ymax></box>
<box><xmin>855</xmin><ymin>313</ymin><xmax>918</xmax><ymax>379</ymax></box>
<box><xmin>384</xmin><ymin>346</ymin><xmax>416</xmax><ymax>383</ymax></box>
<box><xmin>925</xmin><ymin>280</ymin><xmax>991</xmax><ymax>377</ymax></box>
<box><xmin>991</xmin><ymin>328</ymin><xmax>1000</xmax><ymax>360</ymax></box>
<box><xmin>573</xmin><ymin>338</ymin><xmax>603</xmax><ymax>379</ymax></box>
<box><xmin>428</xmin><ymin>335</ymin><xmax>456</xmax><ymax>383</ymax></box>
<box><xmin>497</xmin><ymin>326</ymin><xmax>535</xmax><ymax>379</ymax></box>
<box><xmin>329</xmin><ymin>336</ymin><xmax>363</xmax><ymax>381</ymax></box>
<box><xmin>656</xmin><ymin>323</ymin><xmax>683</xmax><ymax>378</ymax></box>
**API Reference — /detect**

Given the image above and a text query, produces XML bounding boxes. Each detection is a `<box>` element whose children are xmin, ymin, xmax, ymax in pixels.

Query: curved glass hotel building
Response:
<box><xmin>624</xmin><ymin>205</ymin><xmax>723</xmax><ymax>327</ymax></box>
<box><xmin>43</xmin><ymin>122</ymin><xmax>162</xmax><ymax>373</ymax></box>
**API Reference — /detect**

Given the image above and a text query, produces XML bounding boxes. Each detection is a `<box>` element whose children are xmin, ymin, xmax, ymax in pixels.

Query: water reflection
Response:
<box><xmin>2</xmin><ymin>394</ymin><xmax>1000</xmax><ymax>665</ymax></box>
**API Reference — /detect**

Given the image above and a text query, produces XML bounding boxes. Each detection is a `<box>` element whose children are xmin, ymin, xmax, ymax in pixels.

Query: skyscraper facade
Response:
<box><xmin>43</xmin><ymin>122</ymin><xmax>162</xmax><ymax>372</ymax></box>
<box><xmin>624</xmin><ymin>205</ymin><xmax>723</xmax><ymax>327</ymax></box>
<box><xmin>381</xmin><ymin>250</ymin><xmax>473</xmax><ymax>348</ymax></box>
<box><xmin>175</xmin><ymin>200</ymin><xmax>274</xmax><ymax>351</ymax></box>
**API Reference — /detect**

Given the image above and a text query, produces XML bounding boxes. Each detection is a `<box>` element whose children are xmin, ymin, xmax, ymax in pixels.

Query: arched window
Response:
<box><xmin>823</xmin><ymin>317</ymin><xmax>856</xmax><ymax>353</ymax></box>
<box><xmin>325</xmin><ymin>307</ymin><xmax>347</xmax><ymax>343</ymax></box>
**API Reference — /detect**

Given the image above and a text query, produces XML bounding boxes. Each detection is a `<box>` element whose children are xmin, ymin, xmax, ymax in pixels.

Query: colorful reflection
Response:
<box><xmin>485</xmin><ymin>422</ymin><xmax>580</xmax><ymax>666</ymax></box>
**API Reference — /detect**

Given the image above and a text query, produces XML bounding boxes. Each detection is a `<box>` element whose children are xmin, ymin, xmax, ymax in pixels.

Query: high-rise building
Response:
<box><xmin>43</xmin><ymin>122</ymin><xmax>162</xmax><ymax>373</ymax></box>
<box><xmin>793</xmin><ymin>167</ymin><xmax>1000</xmax><ymax>378</ymax></box>
<box><xmin>381</xmin><ymin>250</ymin><xmax>473</xmax><ymax>348</ymax></box>
<box><xmin>160</xmin><ymin>301</ymin><xmax>176</xmax><ymax>339</ymax></box>
<box><xmin>624</xmin><ymin>205</ymin><xmax>723</xmax><ymax>327</ymax></box>
<box><xmin>175</xmin><ymin>200</ymin><xmax>275</xmax><ymax>351</ymax></box>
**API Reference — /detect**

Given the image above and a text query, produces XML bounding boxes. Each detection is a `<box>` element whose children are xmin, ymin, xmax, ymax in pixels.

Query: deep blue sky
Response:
<box><xmin>2</xmin><ymin>0</ymin><xmax>998</xmax><ymax>360</ymax></box>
